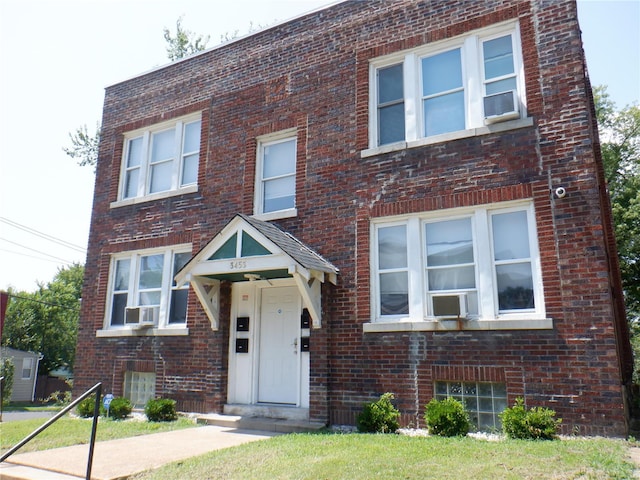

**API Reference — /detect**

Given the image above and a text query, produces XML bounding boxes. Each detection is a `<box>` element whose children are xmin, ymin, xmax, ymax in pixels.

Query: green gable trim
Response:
<box><xmin>204</xmin><ymin>269</ymin><xmax>290</xmax><ymax>283</ymax></box>
<box><xmin>241</xmin><ymin>231</ymin><xmax>271</xmax><ymax>257</ymax></box>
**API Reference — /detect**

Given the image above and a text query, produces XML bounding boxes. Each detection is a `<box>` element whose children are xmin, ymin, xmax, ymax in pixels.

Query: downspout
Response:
<box><xmin>32</xmin><ymin>353</ymin><xmax>44</xmax><ymax>402</ymax></box>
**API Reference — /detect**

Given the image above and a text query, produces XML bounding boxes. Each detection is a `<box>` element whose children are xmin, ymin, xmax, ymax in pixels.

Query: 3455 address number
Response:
<box><xmin>229</xmin><ymin>260</ymin><xmax>247</xmax><ymax>269</ymax></box>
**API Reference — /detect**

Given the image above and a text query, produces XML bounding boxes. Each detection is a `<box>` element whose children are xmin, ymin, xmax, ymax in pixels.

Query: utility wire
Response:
<box><xmin>6</xmin><ymin>292</ymin><xmax>80</xmax><ymax>311</ymax></box>
<box><xmin>0</xmin><ymin>217</ymin><xmax>86</xmax><ymax>253</ymax></box>
<box><xmin>0</xmin><ymin>248</ymin><xmax>71</xmax><ymax>265</ymax></box>
<box><xmin>0</xmin><ymin>237</ymin><xmax>77</xmax><ymax>264</ymax></box>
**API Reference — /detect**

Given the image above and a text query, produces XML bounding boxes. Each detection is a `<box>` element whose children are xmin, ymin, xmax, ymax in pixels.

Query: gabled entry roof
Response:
<box><xmin>175</xmin><ymin>214</ymin><xmax>338</xmax><ymax>330</ymax></box>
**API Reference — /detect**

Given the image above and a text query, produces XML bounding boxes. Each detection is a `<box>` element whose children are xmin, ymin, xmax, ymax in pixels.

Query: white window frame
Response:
<box><xmin>366</xmin><ymin>200</ymin><xmax>551</xmax><ymax>333</ymax></box>
<box><xmin>366</xmin><ymin>21</ymin><xmax>529</xmax><ymax>154</ymax></box>
<box><xmin>253</xmin><ymin>129</ymin><xmax>298</xmax><ymax>221</ymax></box>
<box><xmin>98</xmin><ymin>244</ymin><xmax>192</xmax><ymax>337</ymax></box>
<box><xmin>113</xmin><ymin>113</ymin><xmax>201</xmax><ymax>207</ymax></box>
<box><xmin>21</xmin><ymin>357</ymin><xmax>34</xmax><ymax>380</ymax></box>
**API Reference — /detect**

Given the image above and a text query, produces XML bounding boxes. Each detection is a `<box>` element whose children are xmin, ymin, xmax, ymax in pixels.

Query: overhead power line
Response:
<box><xmin>0</xmin><ymin>217</ymin><xmax>86</xmax><ymax>253</ymax></box>
<box><xmin>0</xmin><ymin>237</ymin><xmax>77</xmax><ymax>264</ymax></box>
<box><xmin>0</xmin><ymin>248</ymin><xmax>72</xmax><ymax>265</ymax></box>
<box><xmin>6</xmin><ymin>292</ymin><xmax>80</xmax><ymax>311</ymax></box>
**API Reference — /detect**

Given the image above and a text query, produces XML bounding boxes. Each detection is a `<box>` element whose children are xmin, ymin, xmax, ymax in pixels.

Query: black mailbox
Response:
<box><xmin>301</xmin><ymin>336</ymin><xmax>310</xmax><ymax>352</ymax></box>
<box><xmin>235</xmin><ymin>338</ymin><xmax>249</xmax><ymax>353</ymax></box>
<box><xmin>236</xmin><ymin>317</ymin><xmax>250</xmax><ymax>332</ymax></box>
<box><xmin>300</xmin><ymin>308</ymin><xmax>311</xmax><ymax>329</ymax></box>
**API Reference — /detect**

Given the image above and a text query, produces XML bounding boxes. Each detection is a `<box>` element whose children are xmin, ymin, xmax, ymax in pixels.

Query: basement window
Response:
<box><xmin>123</xmin><ymin>371</ymin><xmax>156</xmax><ymax>408</ymax></box>
<box><xmin>434</xmin><ymin>381</ymin><xmax>507</xmax><ymax>431</ymax></box>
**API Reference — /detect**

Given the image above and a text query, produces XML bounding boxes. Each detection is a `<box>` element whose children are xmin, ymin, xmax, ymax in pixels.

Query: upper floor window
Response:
<box><xmin>119</xmin><ymin>114</ymin><xmax>201</xmax><ymax>201</ymax></box>
<box><xmin>370</xmin><ymin>22</ymin><xmax>524</xmax><ymax>148</ymax></box>
<box><xmin>372</xmin><ymin>201</ymin><xmax>544</xmax><ymax>324</ymax></box>
<box><xmin>254</xmin><ymin>130</ymin><xmax>297</xmax><ymax>220</ymax></box>
<box><xmin>107</xmin><ymin>246</ymin><xmax>191</xmax><ymax>330</ymax></box>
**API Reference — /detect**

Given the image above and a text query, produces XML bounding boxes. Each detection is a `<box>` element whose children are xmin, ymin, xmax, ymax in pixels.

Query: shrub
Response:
<box><xmin>424</xmin><ymin>397</ymin><xmax>470</xmax><ymax>437</ymax></box>
<box><xmin>356</xmin><ymin>392</ymin><xmax>401</xmax><ymax>433</ymax></box>
<box><xmin>145</xmin><ymin>398</ymin><xmax>178</xmax><ymax>422</ymax></box>
<box><xmin>76</xmin><ymin>394</ymin><xmax>105</xmax><ymax>418</ymax></box>
<box><xmin>0</xmin><ymin>358</ymin><xmax>14</xmax><ymax>406</ymax></box>
<box><xmin>500</xmin><ymin>397</ymin><xmax>561</xmax><ymax>440</ymax></box>
<box><xmin>47</xmin><ymin>390</ymin><xmax>72</xmax><ymax>406</ymax></box>
<box><xmin>107</xmin><ymin>397</ymin><xmax>133</xmax><ymax>420</ymax></box>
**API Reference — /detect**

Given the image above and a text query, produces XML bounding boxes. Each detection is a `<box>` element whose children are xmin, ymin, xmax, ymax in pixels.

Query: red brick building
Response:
<box><xmin>74</xmin><ymin>0</ymin><xmax>633</xmax><ymax>436</ymax></box>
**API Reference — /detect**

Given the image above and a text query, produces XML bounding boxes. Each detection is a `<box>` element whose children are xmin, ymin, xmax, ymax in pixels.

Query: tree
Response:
<box><xmin>594</xmin><ymin>86</ymin><xmax>640</xmax><ymax>323</ymax></box>
<box><xmin>1</xmin><ymin>264</ymin><xmax>83</xmax><ymax>375</ymax></box>
<box><xmin>0</xmin><ymin>358</ymin><xmax>14</xmax><ymax>406</ymax></box>
<box><xmin>65</xmin><ymin>16</ymin><xmax>210</xmax><ymax>169</ymax></box>
<box><xmin>163</xmin><ymin>15</ymin><xmax>210</xmax><ymax>62</ymax></box>
<box><xmin>63</xmin><ymin>123</ymin><xmax>100</xmax><ymax>170</ymax></box>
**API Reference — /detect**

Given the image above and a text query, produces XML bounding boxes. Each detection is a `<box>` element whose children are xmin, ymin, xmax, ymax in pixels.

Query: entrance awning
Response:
<box><xmin>175</xmin><ymin>214</ymin><xmax>338</xmax><ymax>330</ymax></box>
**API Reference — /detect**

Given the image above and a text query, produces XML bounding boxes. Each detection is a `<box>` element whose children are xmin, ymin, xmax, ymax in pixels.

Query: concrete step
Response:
<box><xmin>197</xmin><ymin>413</ymin><xmax>325</xmax><ymax>434</ymax></box>
<box><xmin>0</xmin><ymin>462</ymin><xmax>82</xmax><ymax>480</ymax></box>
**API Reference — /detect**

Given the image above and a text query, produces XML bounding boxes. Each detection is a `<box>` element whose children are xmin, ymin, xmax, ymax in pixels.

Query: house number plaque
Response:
<box><xmin>229</xmin><ymin>260</ymin><xmax>247</xmax><ymax>269</ymax></box>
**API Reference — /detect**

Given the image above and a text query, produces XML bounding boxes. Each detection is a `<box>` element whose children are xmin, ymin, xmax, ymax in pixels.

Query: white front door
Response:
<box><xmin>258</xmin><ymin>286</ymin><xmax>300</xmax><ymax>404</ymax></box>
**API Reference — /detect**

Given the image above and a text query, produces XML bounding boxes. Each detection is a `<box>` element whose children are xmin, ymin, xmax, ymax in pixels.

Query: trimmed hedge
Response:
<box><xmin>145</xmin><ymin>398</ymin><xmax>178</xmax><ymax>422</ymax></box>
<box><xmin>356</xmin><ymin>392</ymin><xmax>400</xmax><ymax>433</ymax></box>
<box><xmin>500</xmin><ymin>397</ymin><xmax>561</xmax><ymax>440</ymax></box>
<box><xmin>424</xmin><ymin>398</ymin><xmax>470</xmax><ymax>437</ymax></box>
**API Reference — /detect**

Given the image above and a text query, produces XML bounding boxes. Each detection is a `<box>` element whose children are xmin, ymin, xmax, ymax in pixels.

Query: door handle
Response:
<box><xmin>292</xmin><ymin>337</ymin><xmax>298</xmax><ymax>354</ymax></box>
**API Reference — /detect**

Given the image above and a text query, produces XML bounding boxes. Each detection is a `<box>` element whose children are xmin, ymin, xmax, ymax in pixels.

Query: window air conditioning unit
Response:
<box><xmin>125</xmin><ymin>306</ymin><xmax>158</xmax><ymax>328</ymax></box>
<box><xmin>483</xmin><ymin>90</ymin><xmax>519</xmax><ymax>124</ymax></box>
<box><xmin>432</xmin><ymin>293</ymin><xmax>468</xmax><ymax>319</ymax></box>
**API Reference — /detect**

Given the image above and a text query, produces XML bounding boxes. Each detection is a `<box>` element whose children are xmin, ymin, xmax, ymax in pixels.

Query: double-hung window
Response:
<box><xmin>120</xmin><ymin>114</ymin><xmax>201</xmax><ymax>201</ymax></box>
<box><xmin>22</xmin><ymin>358</ymin><xmax>34</xmax><ymax>380</ymax></box>
<box><xmin>370</xmin><ymin>22</ymin><xmax>524</xmax><ymax>148</ymax></box>
<box><xmin>254</xmin><ymin>130</ymin><xmax>297</xmax><ymax>219</ymax></box>
<box><xmin>107</xmin><ymin>246</ymin><xmax>191</xmax><ymax>330</ymax></box>
<box><xmin>372</xmin><ymin>201</ymin><xmax>546</xmax><ymax>329</ymax></box>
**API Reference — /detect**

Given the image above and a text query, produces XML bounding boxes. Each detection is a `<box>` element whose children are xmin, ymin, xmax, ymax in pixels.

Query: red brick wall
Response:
<box><xmin>74</xmin><ymin>0</ymin><xmax>631</xmax><ymax>436</ymax></box>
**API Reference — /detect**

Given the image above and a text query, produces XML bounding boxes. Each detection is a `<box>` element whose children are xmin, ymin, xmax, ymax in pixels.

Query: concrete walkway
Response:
<box><xmin>0</xmin><ymin>425</ymin><xmax>280</xmax><ymax>480</ymax></box>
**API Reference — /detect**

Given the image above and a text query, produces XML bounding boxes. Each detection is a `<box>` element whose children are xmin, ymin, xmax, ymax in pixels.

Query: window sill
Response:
<box><xmin>96</xmin><ymin>327</ymin><xmax>189</xmax><ymax>337</ymax></box>
<box><xmin>252</xmin><ymin>208</ymin><xmax>297</xmax><ymax>222</ymax></box>
<box><xmin>110</xmin><ymin>185</ymin><xmax>198</xmax><ymax>209</ymax></box>
<box><xmin>361</xmin><ymin>117</ymin><xmax>535</xmax><ymax>158</ymax></box>
<box><xmin>363</xmin><ymin>317</ymin><xmax>553</xmax><ymax>333</ymax></box>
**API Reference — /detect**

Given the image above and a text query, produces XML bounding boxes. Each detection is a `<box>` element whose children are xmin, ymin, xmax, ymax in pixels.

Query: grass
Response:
<box><xmin>1</xmin><ymin>417</ymin><xmax>636</xmax><ymax>479</ymax></box>
<box><xmin>2</xmin><ymin>402</ymin><xmax>62</xmax><ymax>412</ymax></box>
<box><xmin>127</xmin><ymin>432</ymin><xmax>636</xmax><ymax>480</ymax></box>
<box><xmin>0</xmin><ymin>415</ymin><xmax>197</xmax><ymax>454</ymax></box>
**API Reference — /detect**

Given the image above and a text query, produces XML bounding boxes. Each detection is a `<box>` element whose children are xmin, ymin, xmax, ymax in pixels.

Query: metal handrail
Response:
<box><xmin>0</xmin><ymin>382</ymin><xmax>102</xmax><ymax>480</ymax></box>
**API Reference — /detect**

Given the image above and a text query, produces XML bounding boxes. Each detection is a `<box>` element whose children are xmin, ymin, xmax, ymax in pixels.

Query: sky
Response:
<box><xmin>0</xmin><ymin>0</ymin><xmax>639</xmax><ymax>293</ymax></box>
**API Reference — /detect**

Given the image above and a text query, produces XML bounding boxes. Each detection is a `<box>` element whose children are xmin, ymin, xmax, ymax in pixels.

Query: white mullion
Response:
<box><xmin>139</xmin><ymin>132</ymin><xmax>151</xmax><ymax>197</ymax></box>
<box><xmin>465</xmin><ymin>35</ymin><xmax>483</xmax><ymax>129</ymax></box>
<box><xmin>173</xmin><ymin>122</ymin><xmax>183</xmax><ymax>190</ymax></box>
<box><xmin>159</xmin><ymin>250</ymin><xmax>173</xmax><ymax>327</ymax></box>
<box><xmin>406</xmin><ymin>217</ymin><xmax>423</xmax><ymax>320</ymax></box>
<box><xmin>129</xmin><ymin>254</ymin><xmax>139</xmax><ymax>307</ymax></box>
<box><xmin>474</xmin><ymin>208</ymin><xmax>495</xmax><ymax>319</ymax></box>
<box><xmin>403</xmin><ymin>53</ymin><xmax>417</xmax><ymax>142</ymax></box>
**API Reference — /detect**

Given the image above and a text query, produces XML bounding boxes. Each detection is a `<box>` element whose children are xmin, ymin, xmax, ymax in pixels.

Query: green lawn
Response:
<box><xmin>2</xmin><ymin>402</ymin><xmax>62</xmax><ymax>412</ymax></box>
<box><xmin>129</xmin><ymin>432</ymin><xmax>635</xmax><ymax>480</ymax></box>
<box><xmin>1</xmin><ymin>417</ymin><xmax>636</xmax><ymax>479</ymax></box>
<box><xmin>0</xmin><ymin>416</ymin><xmax>197</xmax><ymax>454</ymax></box>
